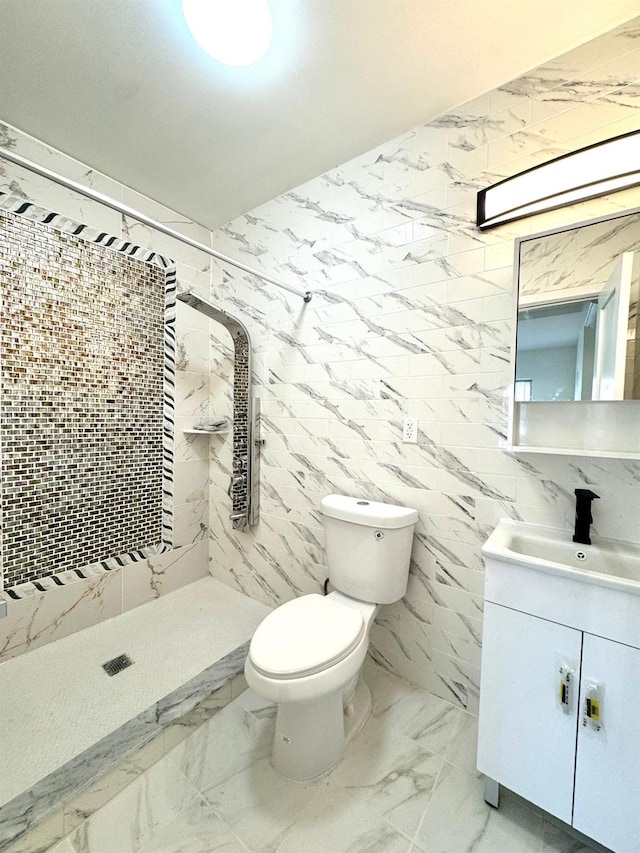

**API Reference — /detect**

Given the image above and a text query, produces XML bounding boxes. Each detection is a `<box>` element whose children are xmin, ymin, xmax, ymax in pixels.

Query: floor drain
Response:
<box><xmin>102</xmin><ymin>653</ymin><xmax>134</xmax><ymax>676</ymax></box>
<box><xmin>575</xmin><ymin>551</ymin><xmax>587</xmax><ymax>561</ymax></box>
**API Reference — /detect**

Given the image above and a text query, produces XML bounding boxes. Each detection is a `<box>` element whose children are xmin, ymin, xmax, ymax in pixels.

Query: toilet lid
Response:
<box><xmin>249</xmin><ymin>594</ymin><xmax>365</xmax><ymax>679</ymax></box>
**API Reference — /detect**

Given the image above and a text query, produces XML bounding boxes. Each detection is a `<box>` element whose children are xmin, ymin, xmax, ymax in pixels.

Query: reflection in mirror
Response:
<box><xmin>517</xmin><ymin>299</ymin><xmax>597</xmax><ymax>401</ymax></box>
<box><xmin>516</xmin><ymin>209</ymin><xmax>640</xmax><ymax>402</ymax></box>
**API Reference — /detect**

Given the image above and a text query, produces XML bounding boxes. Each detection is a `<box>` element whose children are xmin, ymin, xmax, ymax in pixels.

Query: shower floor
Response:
<box><xmin>140</xmin><ymin>660</ymin><xmax>607</xmax><ymax>853</ymax></box>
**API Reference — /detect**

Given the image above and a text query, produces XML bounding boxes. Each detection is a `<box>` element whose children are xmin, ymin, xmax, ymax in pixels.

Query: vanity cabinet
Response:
<box><xmin>479</xmin><ymin>603</ymin><xmax>640</xmax><ymax>851</ymax></box>
<box><xmin>478</xmin><ymin>603</ymin><xmax>580</xmax><ymax>825</ymax></box>
<box><xmin>478</xmin><ymin>522</ymin><xmax>640</xmax><ymax>853</ymax></box>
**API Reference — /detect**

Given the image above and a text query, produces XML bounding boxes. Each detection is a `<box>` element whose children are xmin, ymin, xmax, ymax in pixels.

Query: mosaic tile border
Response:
<box><xmin>0</xmin><ymin>191</ymin><xmax>176</xmax><ymax>596</ymax></box>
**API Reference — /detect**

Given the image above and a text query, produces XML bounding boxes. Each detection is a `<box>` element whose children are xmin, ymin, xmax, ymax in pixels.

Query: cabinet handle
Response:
<box><xmin>582</xmin><ymin>680</ymin><xmax>603</xmax><ymax>732</ymax></box>
<box><xmin>558</xmin><ymin>664</ymin><xmax>575</xmax><ymax>714</ymax></box>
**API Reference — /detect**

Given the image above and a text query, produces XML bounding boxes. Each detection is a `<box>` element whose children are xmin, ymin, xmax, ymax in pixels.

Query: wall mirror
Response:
<box><xmin>510</xmin><ymin>205</ymin><xmax>640</xmax><ymax>458</ymax></box>
<box><xmin>515</xmin><ymin>207</ymin><xmax>640</xmax><ymax>403</ymax></box>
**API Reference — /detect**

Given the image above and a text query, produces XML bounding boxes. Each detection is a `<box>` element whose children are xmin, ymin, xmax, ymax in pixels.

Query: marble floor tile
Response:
<box><xmin>138</xmin><ymin>660</ymin><xmax>603</xmax><ymax>853</ymax></box>
<box><xmin>373</xmin><ymin>681</ymin><xmax>467</xmax><ymax>758</ymax></box>
<box><xmin>413</xmin><ymin>761</ymin><xmax>544</xmax><ymax>853</ymax></box>
<box><xmin>442</xmin><ymin>709</ymin><xmax>478</xmax><ymax>774</ymax></box>
<box><xmin>140</xmin><ymin>799</ymin><xmax>249</xmax><ymax>853</ymax></box>
<box><xmin>277</xmin><ymin>788</ymin><xmax>413</xmax><ymax>853</ymax></box>
<box><xmin>202</xmin><ymin>756</ymin><xmax>319</xmax><ymax>852</ymax></box>
<box><xmin>363</xmin><ymin>658</ymin><xmax>414</xmax><ymax>716</ymax></box>
<box><xmin>325</xmin><ymin>717</ymin><xmax>444</xmax><ymax>838</ymax></box>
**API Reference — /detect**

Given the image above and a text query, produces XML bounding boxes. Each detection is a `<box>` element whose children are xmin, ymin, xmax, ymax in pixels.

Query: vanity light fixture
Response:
<box><xmin>477</xmin><ymin>129</ymin><xmax>640</xmax><ymax>230</ymax></box>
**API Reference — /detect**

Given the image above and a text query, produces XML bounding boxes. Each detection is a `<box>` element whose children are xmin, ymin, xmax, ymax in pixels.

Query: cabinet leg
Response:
<box><xmin>483</xmin><ymin>776</ymin><xmax>500</xmax><ymax>808</ymax></box>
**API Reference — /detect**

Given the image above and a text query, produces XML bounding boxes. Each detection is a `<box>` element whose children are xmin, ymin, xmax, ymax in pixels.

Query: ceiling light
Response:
<box><xmin>477</xmin><ymin>130</ymin><xmax>640</xmax><ymax>230</ymax></box>
<box><xmin>181</xmin><ymin>0</ymin><xmax>273</xmax><ymax>67</ymax></box>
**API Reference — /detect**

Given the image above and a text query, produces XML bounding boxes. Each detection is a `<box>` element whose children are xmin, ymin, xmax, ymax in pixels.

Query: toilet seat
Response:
<box><xmin>249</xmin><ymin>594</ymin><xmax>365</xmax><ymax>679</ymax></box>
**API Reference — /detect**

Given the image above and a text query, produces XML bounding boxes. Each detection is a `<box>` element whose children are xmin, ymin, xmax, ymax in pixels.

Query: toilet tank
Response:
<box><xmin>321</xmin><ymin>495</ymin><xmax>418</xmax><ymax>604</ymax></box>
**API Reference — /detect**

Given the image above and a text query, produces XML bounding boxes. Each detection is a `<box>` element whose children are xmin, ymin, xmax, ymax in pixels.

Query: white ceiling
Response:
<box><xmin>0</xmin><ymin>0</ymin><xmax>639</xmax><ymax>230</ymax></box>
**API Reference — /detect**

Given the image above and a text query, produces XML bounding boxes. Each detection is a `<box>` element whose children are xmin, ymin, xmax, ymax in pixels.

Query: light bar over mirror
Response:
<box><xmin>477</xmin><ymin>129</ymin><xmax>640</xmax><ymax>230</ymax></box>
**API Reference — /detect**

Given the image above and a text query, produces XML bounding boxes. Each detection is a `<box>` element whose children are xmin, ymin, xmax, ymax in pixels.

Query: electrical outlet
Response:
<box><xmin>402</xmin><ymin>417</ymin><xmax>418</xmax><ymax>443</ymax></box>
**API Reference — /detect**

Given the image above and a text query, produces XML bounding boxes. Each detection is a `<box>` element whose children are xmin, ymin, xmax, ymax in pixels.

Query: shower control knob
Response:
<box><xmin>232</xmin><ymin>457</ymin><xmax>246</xmax><ymax>472</ymax></box>
<box><xmin>231</xmin><ymin>475</ymin><xmax>245</xmax><ymax>488</ymax></box>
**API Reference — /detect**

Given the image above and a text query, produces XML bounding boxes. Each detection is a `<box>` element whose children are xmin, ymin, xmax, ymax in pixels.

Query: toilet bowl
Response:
<box><xmin>245</xmin><ymin>495</ymin><xmax>418</xmax><ymax>781</ymax></box>
<box><xmin>245</xmin><ymin>591</ymin><xmax>378</xmax><ymax>780</ymax></box>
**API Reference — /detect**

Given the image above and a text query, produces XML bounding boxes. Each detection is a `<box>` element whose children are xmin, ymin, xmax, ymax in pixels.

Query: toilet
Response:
<box><xmin>244</xmin><ymin>494</ymin><xmax>418</xmax><ymax>780</ymax></box>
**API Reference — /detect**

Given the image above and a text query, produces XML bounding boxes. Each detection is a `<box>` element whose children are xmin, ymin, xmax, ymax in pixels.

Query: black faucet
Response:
<box><xmin>573</xmin><ymin>489</ymin><xmax>600</xmax><ymax>545</ymax></box>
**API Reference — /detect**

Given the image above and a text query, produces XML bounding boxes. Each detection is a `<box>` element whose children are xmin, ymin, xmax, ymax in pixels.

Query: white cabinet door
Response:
<box><xmin>573</xmin><ymin>633</ymin><xmax>640</xmax><ymax>853</ymax></box>
<box><xmin>477</xmin><ymin>603</ymin><xmax>581</xmax><ymax>824</ymax></box>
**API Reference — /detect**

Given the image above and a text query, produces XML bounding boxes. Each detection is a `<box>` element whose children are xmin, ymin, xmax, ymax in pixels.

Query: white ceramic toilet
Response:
<box><xmin>244</xmin><ymin>494</ymin><xmax>418</xmax><ymax>780</ymax></box>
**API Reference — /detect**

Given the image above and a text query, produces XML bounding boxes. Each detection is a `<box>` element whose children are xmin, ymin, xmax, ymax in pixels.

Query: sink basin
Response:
<box><xmin>483</xmin><ymin>519</ymin><xmax>640</xmax><ymax>593</ymax></box>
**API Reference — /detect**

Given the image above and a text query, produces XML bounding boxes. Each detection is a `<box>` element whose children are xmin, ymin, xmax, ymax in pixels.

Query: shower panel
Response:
<box><xmin>177</xmin><ymin>291</ymin><xmax>260</xmax><ymax>530</ymax></box>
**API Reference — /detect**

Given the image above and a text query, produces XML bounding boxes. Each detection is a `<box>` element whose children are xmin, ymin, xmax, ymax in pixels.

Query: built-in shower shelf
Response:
<box><xmin>182</xmin><ymin>428</ymin><xmax>230</xmax><ymax>435</ymax></box>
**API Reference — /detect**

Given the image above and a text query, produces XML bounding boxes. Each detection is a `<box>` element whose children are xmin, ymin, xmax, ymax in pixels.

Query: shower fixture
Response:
<box><xmin>177</xmin><ymin>290</ymin><xmax>261</xmax><ymax>531</ymax></box>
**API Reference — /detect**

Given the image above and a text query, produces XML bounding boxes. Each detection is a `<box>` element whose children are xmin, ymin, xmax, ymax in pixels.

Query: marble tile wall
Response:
<box><xmin>203</xmin><ymin>15</ymin><xmax>640</xmax><ymax>713</ymax></box>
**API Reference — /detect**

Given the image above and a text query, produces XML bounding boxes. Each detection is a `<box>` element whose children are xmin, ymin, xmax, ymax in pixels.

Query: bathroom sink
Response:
<box><xmin>483</xmin><ymin>519</ymin><xmax>640</xmax><ymax>593</ymax></box>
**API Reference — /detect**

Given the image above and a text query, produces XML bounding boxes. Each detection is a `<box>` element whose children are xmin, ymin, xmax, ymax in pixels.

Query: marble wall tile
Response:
<box><xmin>172</xmin><ymin>459</ymin><xmax>211</xmax><ymax>506</ymax></box>
<box><xmin>173</xmin><ymin>422</ymin><xmax>212</xmax><ymax>463</ymax></box>
<box><xmin>175</xmin><ymin>261</ymin><xmax>211</xmax><ymax>296</ymax></box>
<box><xmin>0</xmin><ymin>571</ymin><xmax>122</xmax><ymax>663</ymax></box>
<box><xmin>173</xmin><ymin>372</ymin><xmax>211</xmax><ymax>422</ymax></box>
<box><xmin>173</xmin><ymin>500</ymin><xmax>209</xmax><ymax>548</ymax></box>
<box><xmin>120</xmin><ymin>189</ymin><xmax>211</xmax><ymax>247</ymax></box>
<box><xmin>121</xmin><ymin>541</ymin><xmax>208</xmax><ymax>612</ymax></box>
<box><xmin>0</xmin><ymin>122</ymin><xmax>122</xmax><ymax>235</ymax></box>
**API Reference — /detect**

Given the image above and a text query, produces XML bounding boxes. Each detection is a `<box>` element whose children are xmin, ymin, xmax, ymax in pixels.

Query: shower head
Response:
<box><xmin>176</xmin><ymin>290</ymin><xmax>250</xmax><ymax>341</ymax></box>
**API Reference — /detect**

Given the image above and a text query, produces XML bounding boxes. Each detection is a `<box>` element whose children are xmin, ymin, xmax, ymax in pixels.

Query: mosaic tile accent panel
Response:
<box><xmin>0</xmin><ymin>208</ymin><xmax>171</xmax><ymax>589</ymax></box>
